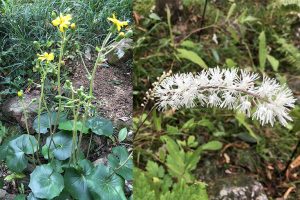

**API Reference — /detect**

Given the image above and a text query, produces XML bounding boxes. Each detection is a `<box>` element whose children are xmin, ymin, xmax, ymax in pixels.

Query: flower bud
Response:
<box><xmin>17</xmin><ymin>90</ymin><xmax>23</xmax><ymax>98</ymax></box>
<box><xmin>125</xmin><ymin>30</ymin><xmax>133</xmax><ymax>38</ymax></box>
<box><xmin>119</xmin><ymin>32</ymin><xmax>125</xmax><ymax>37</ymax></box>
<box><xmin>71</xmin><ymin>23</ymin><xmax>76</xmax><ymax>29</ymax></box>
<box><xmin>51</xmin><ymin>11</ymin><xmax>57</xmax><ymax>19</ymax></box>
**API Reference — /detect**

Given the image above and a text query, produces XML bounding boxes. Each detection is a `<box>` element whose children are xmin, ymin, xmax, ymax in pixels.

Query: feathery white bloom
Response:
<box><xmin>236</xmin><ymin>97</ymin><xmax>252</xmax><ymax>117</ymax></box>
<box><xmin>153</xmin><ymin>67</ymin><xmax>296</xmax><ymax>127</ymax></box>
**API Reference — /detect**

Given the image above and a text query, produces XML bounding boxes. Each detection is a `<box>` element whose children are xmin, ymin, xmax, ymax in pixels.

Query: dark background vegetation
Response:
<box><xmin>133</xmin><ymin>0</ymin><xmax>300</xmax><ymax>199</ymax></box>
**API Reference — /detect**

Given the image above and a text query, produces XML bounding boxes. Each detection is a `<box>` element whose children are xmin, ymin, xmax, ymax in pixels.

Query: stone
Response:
<box><xmin>107</xmin><ymin>38</ymin><xmax>132</xmax><ymax>66</ymax></box>
<box><xmin>209</xmin><ymin>175</ymin><xmax>268</xmax><ymax>200</ymax></box>
<box><xmin>0</xmin><ymin>90</ymin><xmax>39</xmax><ymax>132</ymax></box>
<box><xmin>0</xmin><ymin>189</ymin><xmax>7</xmax><ymax>198</ymax></box>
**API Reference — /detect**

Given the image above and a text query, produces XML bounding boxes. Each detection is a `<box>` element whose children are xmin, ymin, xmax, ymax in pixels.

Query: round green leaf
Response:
<box><xmin>64</xmin><ymin>169</ymin><xmax>92</xmax><ymax>200</ymax></box>
<box><xmin>64</xmin><ymin>159</ymin><xmax>93</xmax><ymax>200</ymax></box>
<box><xmin>58</xmin><ymin>120</ymin><xmax>89</xmax><ymax>134</ymax></box>
<box><xmin>108</xmin><ymin>146</ymin><xmax>133</xmax><ymax>180</ymax></box>
<box><xmin>29</xmin><ymin>164</ymin><xmax>64</xmax><ymax>199</ymax></box>
<box><xmin>87</xmin><ymin>117</ymin><xmax>114</xmax><ymax>136</ymax></box>
<box><xmin>118</xmin><ymin>128</ymin><xmax>128</xmax><ymax>142</ymax></box>
<box><xmin>33</xmin><ymin>112</ymin><xmax>67</xmax><ymax>134</ymax></box>
<box><xmin>45</xmin><ymin>132</ymin><xmax>73</xmax><ymax>160</ymax></box>
<box><xmin>6</xmin><ymin>135</ymin><xmax>38</xmax><ymax>172</ymax></box>
<box><xmin>87</xmin><ymin>163</ymin><xmax>126</xmax><ymax>200</ymax></box>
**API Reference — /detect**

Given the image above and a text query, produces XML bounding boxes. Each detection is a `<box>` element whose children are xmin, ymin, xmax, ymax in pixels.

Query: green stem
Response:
<box><xmin>108</xmin><ymin>151</ymin><xmax>133</xmax><ymax>178</ymax></box>
<box><xmin>53</xmin><ymin>31</ymin><xmax>66</xmax><ymax>133</ymax></box>
<box><xmin>86</xmin><ymin>133</ymin><xmax>93</xmax><ymax>159</ymax></box>
<box><xmin>20</xmin><ymin>98</ymin><xmax>36</xmax><ymax>166</ymax></box>
<box><xmin>88</xmin><ymin>33</ymin><xmax>112</xmax><ymax>98</ymax></box>
<box><xmin>36</xmin><ymin>73</ymin><xmax>47</xmax><ymax>164</ymax></box>
<box><xmin>77</xmin><ymin>108</ymin><xmax>87</xmax><ymax>160</ymax></box>
<box><xmin>42</xmin><ymin>96</ymin><xmax>56</xmax><ymax>160</ymax></box>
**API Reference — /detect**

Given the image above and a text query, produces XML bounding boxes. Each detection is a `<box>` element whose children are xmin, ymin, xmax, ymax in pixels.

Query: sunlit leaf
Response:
<box><xmin>177</xmin><ymin>48</ymin><xmax>208</xmax><ymax>69</ymax></box>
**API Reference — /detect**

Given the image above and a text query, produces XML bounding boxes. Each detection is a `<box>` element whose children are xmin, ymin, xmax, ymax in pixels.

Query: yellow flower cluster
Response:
<box><xmin>52</xmin><ymin>14</ymin><xmax>73</xmax><ymax>32</ymax></box>
<box><xmin>107</xmin><ymin>14</ymin><xmax>128</xmax><ymax>32</ymax></box>
<box><xmin>37</xmin><ymin>52</ymin><xmax>54</xmax><ymax>62</ymax></box>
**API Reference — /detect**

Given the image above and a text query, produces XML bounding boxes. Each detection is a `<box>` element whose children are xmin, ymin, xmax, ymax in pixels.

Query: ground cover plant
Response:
<box><xmin>133</xmin><ymin>0</ymin><xmax>300</xmax><ymax>199</ymax></box>
<box><xmin>0</xmin><ymin>2</ymin><xmax>133</xmax><ymax>199</ymax></box>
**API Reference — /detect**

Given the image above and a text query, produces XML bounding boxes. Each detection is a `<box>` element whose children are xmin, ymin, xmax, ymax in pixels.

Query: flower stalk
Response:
<box><xmin>154</xmin><ymin>67</ymin><xmax>296</xmax><ymax>127</ymax></box>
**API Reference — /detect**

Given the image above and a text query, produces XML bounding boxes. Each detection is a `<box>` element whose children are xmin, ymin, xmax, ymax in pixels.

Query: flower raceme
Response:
<box><xmin>107</xmin><ymin>14</ymin><xmax>128</xmax><ymax>32</ymax></box>
<box><xmin>37</xmin><ymin>52</ymin><xmax>54</xmax><ymax>62</ymax></box>
<box><xmin>52</xmin><ymin>14</ymin><xmax>72</xmax><ymax>32</ymax></box>
<box><xmin>153</xmin><ymin>67</ymin><xmax>296</xmax><ymax>127</ymax></box>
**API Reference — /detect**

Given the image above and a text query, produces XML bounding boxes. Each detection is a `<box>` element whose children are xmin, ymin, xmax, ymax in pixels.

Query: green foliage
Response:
<box><xmin>58</xmin><ymin>120</ymin><xmax>89</xmax><ymax>134</ymax></box>
<box><xmin>161</xmin><ymin>135</ymin><xmax>222</xmax><ymax>183</ymax></box>
<box><xmin>177</xmin><ymin>48</ymin><xmax>208</xmax><ymax>69</ymax></box>
<box><xmin>87</xmin><ymin>117</ymin><xmax>114</xmax><ymax>136</ymax></box>
<box><xmin>29</xmin><ymin>164</ymin><xmax>64</xmax><ymax>199</ymax></box>
<box><xmin>0</xmin><ymin>0</ymin><xmax>132</xmax><ymax>90</ymax></box>
<box><xmin>134</xmin><ymin>165</ymin><xmax>209</xmax><ymax>200</ymax></box>
<box><xmin>0</xmin><ymin>121</ymin><xmax>7</xmax><ymax>143</ymax></box>
<box><xmin>118</xmin><ymin>127</ymin><xmax>128</xmax><ymax>142</ymax></box>
<box><xmin>0</xmin><ymin>3</ymin><xmax>133</xmax><ymax>198</ymax></box>
<box><xmin>87</xmin><ymin>163</ymin><xmax>127</xmax><ymax>200</ymax></box>
<box><xmin>64</xmin><ymin>160</ymin><xmax>94</xmax><ymax>200</ymax></box>
<box><xmin>44</xmin><ymin>131</ymin><xmax>73</xmax><ymax>160</ymax></box>
<box><xmin>108</xmin><ymin>146</ymin><xmax>133</xmax><ymax>180</ymax></box>
<box><xmin>134</xmin><ymin>1</ymin><xmax>300</xmax><ymax>198</ymax></box>
<box><xmin>6</xmin><ymin>134</ymin><xmax>38</xmax><ymax>172</ymax></box>
<box><xmin>258</xmin><ymin>31</ymin><xmax>267</xmax><ymax>71</ymax></box>
<box><xmin>33</xmin><ymin>112</ymin><xmax>67</xmax><ymax>134</ymax></box>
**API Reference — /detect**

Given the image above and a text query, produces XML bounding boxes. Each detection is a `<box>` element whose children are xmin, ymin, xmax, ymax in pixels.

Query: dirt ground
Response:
<box><xmin>70</xmin><ymin>57</ymin><xmax>132</xmax><ymax>127</ymax></box>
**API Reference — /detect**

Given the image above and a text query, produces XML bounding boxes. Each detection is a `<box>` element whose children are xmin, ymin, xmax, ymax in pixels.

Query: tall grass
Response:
<box><xmin>0</xmin><ymin>0</ymin><xmax>132</xmax><ymax>91</ymax></box>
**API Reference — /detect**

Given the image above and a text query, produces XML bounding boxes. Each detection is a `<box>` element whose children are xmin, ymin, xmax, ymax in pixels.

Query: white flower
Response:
<box><xmin>236</xmin><ymin>70</ymin><xmax>258</xmax><ymax>90</ymax></box>
<box><xmin>224</xmin><ymin>68</ymin><xmax>237</xmax><ymax>87</ymax></box>
<box><xmin>221</xmin><ymin>92</ymin><xmax>237</xmax><ymax>109</ymax></box>
<box><xmin>237</xmin><ymin>97</ymin><xmax>252</xmax><ymax>117</ymax></box>
<box><xmin>208</xmin><ymin>93</ymin><xmax>221</xmax><ymax>107</ymax></box>
<box><xmin>253</xmin><ymin>103</ymin><xmax>275</xmax><ymax>126</ymax></box>
<box><xmin>256</xmin><ymin>76</ymin><xmax>280</xmax><ymax>98</ymax></box>
<box><xmin>153</xmin><ymin>67</ymin><xmax>296</xmax><ymax>127</ymax></box>
<box><xmin>209</xmin><ymin>67</ymin><xmax>223</xmax><ymax>86</ymax></box>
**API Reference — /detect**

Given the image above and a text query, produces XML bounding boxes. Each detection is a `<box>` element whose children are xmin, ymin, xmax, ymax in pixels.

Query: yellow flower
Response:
<box><xmin>52</xmin><ymin>14</ymin><xmax>72</xmax><ymax>32</ymax></box>
<box><xmin>107</xmin><ymin>14</ymin><xmax>128</xmax><ymax>32</ymax></box>
<box><xmin>37</xmin><ymin>52</ymin><xmax>55</xmax><ymax>62</ymax></box>
<box><xmin>71</xmin><ymin>23</ymin><xmax>76</xmax><ymax>29</ymax></box>
<box><xmin>119</xmin><ymin>32</ymin><xmax>125</xmax><ymax>37</ymax></box>
<box><xmin>17</xmin><ymin>90</ymin><xmax>23</xmax><ymax>98</ymax></box>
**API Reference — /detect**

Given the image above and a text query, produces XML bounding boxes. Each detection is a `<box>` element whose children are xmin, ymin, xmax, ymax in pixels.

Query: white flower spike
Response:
<box><xmin>153</xmin><ymin>67</ymin><xmax>296</xmax><ymax>127</ymax></box>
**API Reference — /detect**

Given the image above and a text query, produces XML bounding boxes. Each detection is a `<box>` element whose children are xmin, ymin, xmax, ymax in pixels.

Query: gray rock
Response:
<box><xmin>0</xmin><ymin>189</ymin><xmax>15</xmax><ymax>200</ymax></box>
<box><xmin>209</xmin><ymin>175</ymin><xmax>268</xmax><ymax>200</ymax></box>
<box><xmin>0</xmin><ymin>90</ymin><xmax>39</xmax><ymax>132</ymax></box>
<box><xmin>107</xmin><ymin>38</ymin><xmax>132</xmax><ymax>66</ymax></box>
<box><xmin>0</xmin><ymin>189</ymin><xmax>7</xmax><ymax>198</ymax></box>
